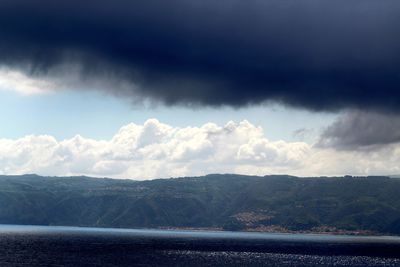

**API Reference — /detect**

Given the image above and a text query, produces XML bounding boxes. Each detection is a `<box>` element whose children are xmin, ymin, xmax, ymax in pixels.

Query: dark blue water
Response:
<box><xmin>1</xmin><ymin>225</ymin><xmax>400</xmax><ymax>266</ymax></box>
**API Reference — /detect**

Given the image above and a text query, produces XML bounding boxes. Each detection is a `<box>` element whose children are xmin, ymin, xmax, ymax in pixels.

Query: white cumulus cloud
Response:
<box><xmin>0</xmin><ymin>119</ymin><xmax>399</xmax><ymax>179</ymax></box>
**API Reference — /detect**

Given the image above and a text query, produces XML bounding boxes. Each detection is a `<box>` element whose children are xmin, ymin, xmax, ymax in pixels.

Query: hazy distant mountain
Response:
<box><xmin>1</xmin><ymin>174</ymin><xmax>400</xmax><ymax>235</ymax></box>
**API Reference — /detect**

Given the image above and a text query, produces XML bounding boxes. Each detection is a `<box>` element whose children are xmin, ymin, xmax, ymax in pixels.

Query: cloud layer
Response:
<box><xmin>1</xmin><ymin>0</ymin><xmax>400</xmax><ymax>111</ymax></box>
<box><xmin>0</xmin><ymin>67</ymin><xmax>56</xmax><ymax>95</ymax></box>
<box><xmin>318</xmin><ymin>111</ymin><xmax>400</xmax><ymax>150</ymax></box>
<box><xmin>1</xmin><ymin>119</ymin><xmax>399</xmax><ymax>179</ymax></box>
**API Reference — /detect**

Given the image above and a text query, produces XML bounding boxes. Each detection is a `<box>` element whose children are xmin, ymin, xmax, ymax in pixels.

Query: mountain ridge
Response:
<box><xmin>1</xmin><ymin>174</ymin><xmax>399</xmax><ymax>235</ymax></box>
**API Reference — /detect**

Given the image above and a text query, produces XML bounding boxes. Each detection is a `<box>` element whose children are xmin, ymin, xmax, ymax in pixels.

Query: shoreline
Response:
<box><xmin>0</xmin><ymin>223</ymin><xmax>391</xmax><ymax>237</ymax></box>
<box><xmin>158</xmin><ymin>226</ymin><xmax>382</xmax><ymax>237</ymax></box>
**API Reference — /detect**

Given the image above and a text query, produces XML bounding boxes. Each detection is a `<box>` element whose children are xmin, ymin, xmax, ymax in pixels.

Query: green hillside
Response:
<box><xmin>1</xmin><ymin>174</ymin><xmax>400</xmax><ymax>235</ymax></box>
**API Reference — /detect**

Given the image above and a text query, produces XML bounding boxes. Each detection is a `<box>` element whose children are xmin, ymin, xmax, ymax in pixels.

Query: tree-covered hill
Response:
<box><xmin>1</xmin><ymin>174</ymin><xmax>400</xmax><ymax>235</ymax></box>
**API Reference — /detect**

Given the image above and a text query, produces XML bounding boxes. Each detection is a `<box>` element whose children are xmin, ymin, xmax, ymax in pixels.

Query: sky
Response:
<box><xmin>0</xmin><ymin>0</ymin><xmax>400</xmax><ymax>179</ymax></box>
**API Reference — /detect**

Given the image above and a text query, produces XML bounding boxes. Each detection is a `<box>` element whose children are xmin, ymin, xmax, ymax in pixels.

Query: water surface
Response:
<box><xmin>0</xmin><ymin>225</ymin><xmax>400</xmax><ymax>266</ymax></box>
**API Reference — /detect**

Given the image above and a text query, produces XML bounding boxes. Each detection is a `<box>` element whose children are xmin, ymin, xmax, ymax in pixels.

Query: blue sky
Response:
<box><xmin>1</xmin><ymin>0</ymin><xmax>399</xmax><ymax>178</ymax></box>
<box><xmin>0</xmin><ymin>89</ymin><xmax>337</xmax><ymax>143</ymax></box>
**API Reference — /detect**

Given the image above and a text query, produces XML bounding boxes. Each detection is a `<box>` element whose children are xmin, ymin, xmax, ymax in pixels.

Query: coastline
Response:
<box><xmin>158</xmin><ymin>226</ymin><xmax>382</xmax><ymax>237</ymax></box>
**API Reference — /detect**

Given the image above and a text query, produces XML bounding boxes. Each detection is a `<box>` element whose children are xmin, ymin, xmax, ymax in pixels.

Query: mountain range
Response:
<box><xmin>1</xmin><ymin>174</ymin><xmax>400</xmax><ymax>235</ymax></box>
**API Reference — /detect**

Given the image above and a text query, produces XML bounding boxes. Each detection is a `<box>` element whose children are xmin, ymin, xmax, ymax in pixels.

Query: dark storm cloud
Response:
<box><xmin>317</xmin><ymin>111</ymin><xmax>400</xmax><ymax>149</ymax></box>
<box><xmin>1</xmin><ymin>0</ymin><xmax>400</xmax><ymax>110</ymax></box>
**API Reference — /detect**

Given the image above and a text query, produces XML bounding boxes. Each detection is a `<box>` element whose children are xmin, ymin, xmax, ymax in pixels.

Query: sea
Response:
<box><xmin>0</xmin><ymin>225</ymin><xmax>400</xmax><ymax>266</ymax></box>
